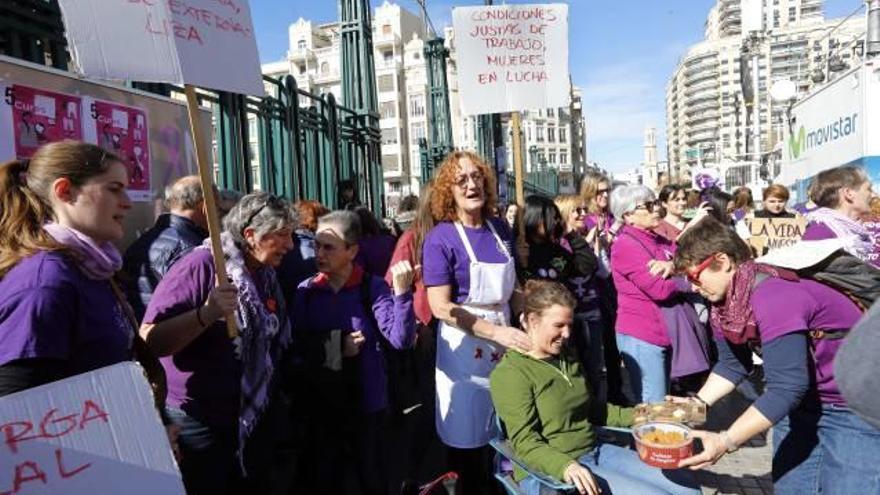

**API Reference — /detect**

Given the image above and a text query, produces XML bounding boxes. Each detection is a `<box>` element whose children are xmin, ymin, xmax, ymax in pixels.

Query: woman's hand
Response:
<box><xmin>563</xmin><ymin>461</ymin><xmax>601</xmax><ymax>495</ymax></box>
<box><xmin>492</xmin><ymin>325</ymin><xmax>533</xmax><ymax>353</ymax></box>
<box><xmin>678</xmin><ymin>430</ymin><xmax>727</xmax><ymax>470</ymax></box>
<box><xmin>166</xmin><ymin>424</ymin><xmax>182</xmax><ymax>463</ymax></box>
<box><xmin>342</xmin><ymin>330</ymin><xmax>365</xmax><ymax>357</ymax></box>
<box><xmin>647</xmin><ymin>260</ymin><xmax>675</xmax><ymax>279</ymax></box>
<box><xmin>390</xmin><ymin>260</ymin><xmax>418</xmax><ymax>296</ymax></box>
<box><xmin>690</xmin><ymin>202</ymin><xmax>713</xmax><ymax>224</ymax></box>
<box><xmin>203</xmin><ymin>281</ymin><xmax>238</xmax><ymax>323</ymax></box>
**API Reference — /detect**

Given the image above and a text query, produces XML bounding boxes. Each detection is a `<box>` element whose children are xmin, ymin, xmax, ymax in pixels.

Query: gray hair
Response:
<box><xmin>317</xmin><ymin>210</ymin><xmax>362</xmax><ymax>245</ymax></box>
<box><xmin>610</xmin><ymin>185</ymin><xmax>656</xmax><ymax>222</ymax></box>
<box><xmin>223</xmin><ymin>192</ymin><xmax>295</xmax><ymax>245</ymax></box>
<box><xmin>165</xmin><ymin>175</ymin><xmax>204</xmax><ymax>211</ymax></box>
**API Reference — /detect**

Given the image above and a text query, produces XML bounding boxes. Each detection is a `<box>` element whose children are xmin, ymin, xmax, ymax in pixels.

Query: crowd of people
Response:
<box><xmin>0</xmin><ymin>140</ymin><xmax>879</xmax><ymax>495</ymax></box>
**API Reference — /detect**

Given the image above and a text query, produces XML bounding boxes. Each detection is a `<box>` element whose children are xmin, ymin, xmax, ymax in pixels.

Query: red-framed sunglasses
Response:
<box><xmin>687</xmin><ymin>253</ymin><xmax>718</xmax><ymax>286</ymax></box>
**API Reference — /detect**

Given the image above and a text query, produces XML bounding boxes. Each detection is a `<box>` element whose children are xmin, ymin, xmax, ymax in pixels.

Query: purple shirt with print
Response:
<box><xmin>749</xmin><ymin>277</ymin><xmax>862</xmax><ymax>405</ymax></box>
<box><xmin>0</xmin><ymin>251</ymin><xmax>134</xmax><ymax>373</ymax></box>
<box><xmin>144</xmin><ymin>248</ymin><xmax>242</xmax><ymax>427</ymax></box>
<box><xmin>422</xmin><ymin>218</ymin><xmax>514</xmax><ymax>303</ymax></box>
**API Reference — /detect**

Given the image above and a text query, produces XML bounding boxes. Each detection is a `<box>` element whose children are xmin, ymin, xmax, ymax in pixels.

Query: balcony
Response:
<box><xmin>685</xmin><ymin>99</ymin><xmax>718</xmax><ymax>115</ymax></box>
<box><xmin>374</xmin><ymin>31</ymin><xmax>401</xmax><ymax>49</ymax></box>
<box><xmin>685</xmin><ymin>70</ymin><xmax>717</xmax><ymax>87</ymax></box>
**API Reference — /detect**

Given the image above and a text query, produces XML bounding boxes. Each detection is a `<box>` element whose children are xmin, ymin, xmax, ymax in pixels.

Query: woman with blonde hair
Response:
<box><xmin>423</xmin><ymin>150</ymin><xmax>527</xmax><ymax>493</ymax></box>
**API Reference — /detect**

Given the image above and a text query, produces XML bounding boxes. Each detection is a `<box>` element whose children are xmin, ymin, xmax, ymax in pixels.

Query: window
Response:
<box><xmin>559</xmin><ymin>128</ymin><xmax>567</xmax><ymax>143</ymax></box>
<box><xmin>560</xmin><ymin>153</ymin><xmax>568</xmax><ymax>164</ymax></box>
<box><xmin>297</xmin><ymin>39</ymin><xmax>307</xmax><ymax>50</ymax></box>
<box><xmin>548</xmin><ymin>152</ymin><xmax>557</xmax><ymax>164</ymax></box>
<box><xmin>321</xmin><ymin>62</ymin><xmax>330</xmax><ymax>75</ymax></box>
<box><xmin>378</xmin><ymin>74</ymin><xmax>395</xmax><ymax>92</ymax></box>
<box><xmin>382</xmin><ymin>24</ymin><xmax>392</xmax><ymax>35</ymax></box>
<box><xmin>548</xmin><ymin>127</ymin><xmax>556</xmax><ymax>143</ymax></box>
<box><xmin>297</xmin><ymin>64</ymin><xmax>305</xmax><ymax>74</ymax></box>
<box><xmin>536</xmin><ymin>126</ymin><xmax>545</xmax><ymax>142</ymax></box>
<box><xmin>390</xmin><ymin>181</ymin><xmax>401</xmax><ymax>193</ymax></box>
<box><xmin>381</xmin><ymin>128</ymin><xmax>398</xmax><ymax>145</ymax></box>
<box><xmin>380</xmin><ymin>101</ymin><xmax>396</xmax><ymax>119</ymax></box>
<box><xmin>411</xmin><ymin>122</ymin><xmax>426</xmax><ymax>142</ymax></box>
<box><xmin>248</xmin><ymin>119</ymin><xmax>257</xmax><ymax>138</ymax></box>
<box><xmin>409</xmin><ymin>95</ymin><xmax>425</xmax><ymax>117</ymax></box>
<box><xmin>382</xmin><ymin>154</ymin><xmax>399</xmax><ymax>172</ymax></box>
<box><xmin>788</xmin><ymin>7</ymin><xmax>797</xmax><ymax>22</ymax></box>
<box><xmin>547</xmin><ymin>108</ymin><xmax>555</xmax><ymax>117</ymax></box>
<box><xmin>383</xmin><ymin>50</ymin><xmax>393</xmax><ymax>62</ymax></box>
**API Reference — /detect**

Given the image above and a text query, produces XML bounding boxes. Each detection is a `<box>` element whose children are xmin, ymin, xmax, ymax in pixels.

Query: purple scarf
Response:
<box><xmin>43</xmin><ymin>223</ymin><xmax>122</xmax><ymax>280</ymax></box>
<box><xmin>807</xmin><ymin>207</ymin><xmax>876</xmax><ymax>264</ymax></box>
<box><xmin>710</xmin><ymin>260</ymin><xmax>798</xmax><ymax>344</ymax></box>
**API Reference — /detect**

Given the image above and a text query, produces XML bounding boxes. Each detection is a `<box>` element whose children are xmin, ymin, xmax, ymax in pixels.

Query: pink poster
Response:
<box><xmin>90</xmin><ymin>100</ymin><xmax>151</xmax><ymax>201</ymax></box>
<box><xmin>7</xmin><ymin>85</ymin><xmax>82</xmax><ymax>158</ymax></box>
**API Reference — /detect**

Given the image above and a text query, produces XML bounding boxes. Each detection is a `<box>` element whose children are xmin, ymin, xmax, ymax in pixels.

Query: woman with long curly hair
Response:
<box><xmin>422</xmin><ymin>150</ymin><xmax>528</xmax><ymax>493</ymax></box>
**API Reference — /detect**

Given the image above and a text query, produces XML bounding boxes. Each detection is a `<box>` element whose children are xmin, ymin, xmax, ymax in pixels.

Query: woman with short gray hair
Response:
<box><xmin>140</xmin><ymin>191</ymin><xmax>295</xmax><ymax>493</ymax></box>
<box><xmin>609</xmin><ymin>185</ymin><xmax>708</xmax><ymax>403</ymax></box>
<box><xmin>290</xmin><ymin>208</ymin><xmax>417</xmax><ymax>494</ymax></box>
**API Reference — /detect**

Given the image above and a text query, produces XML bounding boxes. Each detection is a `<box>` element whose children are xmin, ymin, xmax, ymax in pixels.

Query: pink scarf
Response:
<box><xmin>43</xmin><ymin>223</ymin><xmax>122</xmax><ymax>280</ymax></box>
<box><xmin>710</xmin><ymin>260</ymin><xmax>798</xmax><ymax>344</ymax></box>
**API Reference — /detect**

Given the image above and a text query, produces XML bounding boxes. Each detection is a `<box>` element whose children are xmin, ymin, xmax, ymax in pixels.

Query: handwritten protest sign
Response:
<box><xmin>0</xmin><ymin>85</ymin><xmax>83</xmax><ymax>160</ymax></box>
<box><xmin>82</xmin><ymin>98</ymin><xmax>152</xmax><ymax>202</ymax></box>
<box><xmin>748</xmin><ymin>217</ymin><xmax>807</xmax><ymax>256</ymax></box>
<box><xmin>57</xmin><ymin>0</ymin><xmax>265</xmax><ymax>96</ymax></box>
<box><xmin>864</xmin><ymin>217</ymin><xmax>880</xmax><ymax>267</ymax></box>
<box><xmin>452</xmin><ymin>4</ymin><xmax>569</xmax><ymax>116</ymax></box>
<box><xmin>0</xmin><ymin>363</ymin><xmax>185</xmax><ymax>495</ymax></box>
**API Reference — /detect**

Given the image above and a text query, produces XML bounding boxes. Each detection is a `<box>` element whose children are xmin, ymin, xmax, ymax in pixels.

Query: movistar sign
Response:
<box><xmin>788</xmin><ymin>113</ymin><xmax>858</xmax><ymax>159</ymax></box>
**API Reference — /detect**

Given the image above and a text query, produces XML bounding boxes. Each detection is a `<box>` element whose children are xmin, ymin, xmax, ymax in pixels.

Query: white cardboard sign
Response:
<box><xmin>57</xmin><ymin>0</ymin><xmax>265</xmax><ymax>96</ymax></box>
<box><xmin>452</xmin><ymin>4</ymin><xmax>569</xmax><ymax>116</ymax></box>
<box><xmin>0</xmin><ymin>363</ymin><xmax>185</xmax><ymax>494</ymax></box>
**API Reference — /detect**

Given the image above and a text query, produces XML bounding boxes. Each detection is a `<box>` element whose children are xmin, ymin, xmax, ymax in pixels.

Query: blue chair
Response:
<box><xmin>489</xmin><ymin>414</ymin><xmax>633</xmax><ymax>495</ymax></box>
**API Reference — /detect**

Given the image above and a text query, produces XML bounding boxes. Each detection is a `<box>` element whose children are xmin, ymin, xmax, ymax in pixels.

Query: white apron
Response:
<box><xmin>435</xmin><ymin>221</ymin><xmax>516</xmax><ymax>448</ymax></box>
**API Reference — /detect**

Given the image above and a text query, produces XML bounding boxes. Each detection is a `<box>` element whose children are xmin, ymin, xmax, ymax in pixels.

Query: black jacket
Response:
<box><xmin>122</xmin><ymin>214</ymin><xmax>208</xmax><ymax>321</ymax></box>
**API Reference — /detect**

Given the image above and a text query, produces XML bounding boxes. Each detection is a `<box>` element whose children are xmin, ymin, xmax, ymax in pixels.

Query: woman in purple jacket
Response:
<box><xmin>609</xmin><ymin>185</ymin><xmax>696</xmax><ymax>404</ymax></box>
<box><xmin>672</xmin><ymin>217</ymin><xmax>880</xmax><ymax>495</ymax></box>
<box><xmin>292</xmin><ymin>210</ymin><xmax>416</xmax><ymax>495</ymax></box>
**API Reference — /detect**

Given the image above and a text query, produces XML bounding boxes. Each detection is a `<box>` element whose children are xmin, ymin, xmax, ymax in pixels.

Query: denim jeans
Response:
<box><xmin>165</xmin><ymin>407</ymin><xmax>240</xmax><ymax>495</ymax></box>
<box><xmin>519</xmin><ymin>442</ymin><xmax>701</xmax><ymax>495</ymax></box>
<box><xmin>574</xmin><ymin>311</ymin><xmax>608</xmax><ymax>410</ymax></box>
<box><xmin>615</xmin><ymin>333</ymin><xmax>670</xmax><ymax>403</ymax></box>
<box><xmin>772</xmin><ymin>402</ymin><xmax>880</xmax><ymax>495</ymax></box>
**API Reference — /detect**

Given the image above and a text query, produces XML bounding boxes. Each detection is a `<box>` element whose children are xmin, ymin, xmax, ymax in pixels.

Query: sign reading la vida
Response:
<box><xmin>452</xmin><ymin>4</ymin><xmax>569</xmax><ymax>116</ymax></box>
<box><xmin>56</xmin><ymin>0</ymin><xmax>265</xmax><ymax>96</ymax></box>
<box><xmin>748</xmin><ymin>216</ymin><xmax>807</xmax><ymax>256</ymax></box>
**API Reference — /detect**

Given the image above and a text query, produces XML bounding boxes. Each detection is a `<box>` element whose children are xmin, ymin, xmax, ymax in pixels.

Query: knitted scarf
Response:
<box><xmin>710</xmin><ymin>260</ymin><xmax>797</xmax><ymax>345</ymax></box>
<box><xmin>43</xmin><ymin>222</ymin><xmax>122</xmax><ymax>280</ymax></box>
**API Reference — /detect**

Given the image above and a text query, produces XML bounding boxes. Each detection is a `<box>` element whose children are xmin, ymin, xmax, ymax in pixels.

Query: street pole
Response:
<box><xmin>751</xmin><ymin>34</ymin><xmax>761</xmax><ymax>187</ymax></box>
<box><xmin>482</xmin><ymin>0</ymin><xmax>507</xmax><ymax>205</ymax></box>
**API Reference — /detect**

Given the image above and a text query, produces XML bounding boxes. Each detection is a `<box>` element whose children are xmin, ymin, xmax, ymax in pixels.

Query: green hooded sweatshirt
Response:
<box><xmin>489</xmin><ymin>347</ymin><xmax>634</xmax><ymax>482</ymax></box>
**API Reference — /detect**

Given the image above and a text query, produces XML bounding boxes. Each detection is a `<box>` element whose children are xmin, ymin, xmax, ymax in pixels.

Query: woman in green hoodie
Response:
<box><xmin>489</xmin><ymin>280</ymin><xmax>700</xmax><ymax>495</ymax></box>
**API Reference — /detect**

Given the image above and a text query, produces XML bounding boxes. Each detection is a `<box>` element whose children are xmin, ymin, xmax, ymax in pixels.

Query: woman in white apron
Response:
<box><xmin>423</xmin><ymin>151</ymin><xmax>531</xmax><ymax>494</ymax></box>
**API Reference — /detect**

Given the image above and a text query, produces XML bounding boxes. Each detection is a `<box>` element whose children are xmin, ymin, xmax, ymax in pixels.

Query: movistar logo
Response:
<box><xmin>788</xmin><ymin>113</ymin><xmax>858</xmax><ymax>159</ymax></box>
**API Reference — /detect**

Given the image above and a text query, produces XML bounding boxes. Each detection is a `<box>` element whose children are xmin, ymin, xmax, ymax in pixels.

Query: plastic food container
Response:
<box><xmin>632</xmin><ymin>422</ymin><xmax>693</xmax><ymax>469</ymax></box>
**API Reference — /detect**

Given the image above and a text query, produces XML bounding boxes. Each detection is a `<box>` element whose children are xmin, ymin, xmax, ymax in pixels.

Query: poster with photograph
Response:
<box><xmin>0</xmin><ymin>84</ymin><xmax>83</xmax><ymax>159</ymax></box>
<box><xmin>83</xmin><ymin>99</ymin><xmax>151</xmax><ymax>202</ymax></box>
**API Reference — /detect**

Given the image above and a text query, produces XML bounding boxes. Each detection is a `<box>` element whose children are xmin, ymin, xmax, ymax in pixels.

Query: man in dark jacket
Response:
<box><xmin>122</xmin><ymin>175</ymin><xmax>212</xmax><ymax>320</ymax></box>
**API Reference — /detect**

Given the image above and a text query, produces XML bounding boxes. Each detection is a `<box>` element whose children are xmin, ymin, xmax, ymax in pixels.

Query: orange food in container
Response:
<box><xmin>632</xmin><ymin>422</ymin><xmax>693</xmax><ymax>469</ymax></box>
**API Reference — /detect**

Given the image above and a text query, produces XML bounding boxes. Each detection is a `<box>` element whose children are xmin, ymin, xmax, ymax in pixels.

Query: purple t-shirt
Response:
<box><xmin>750</xmin><ymin>277</ymin><xmax>862</xmax><ymax>405</ymax></box>
<box><xmin>143</xmin><ymin>248</ymin><xmax>241</xmax><ymax>427</ymax></box>
<box><xmin>0</xmin><ymin>251</ymin><xmax>134</xmax><ymax>373</ymax></box>
<box><xmin>422</xmin><ymin>218</ymin><xmax>514</xmax><ymax>304</ymax></box>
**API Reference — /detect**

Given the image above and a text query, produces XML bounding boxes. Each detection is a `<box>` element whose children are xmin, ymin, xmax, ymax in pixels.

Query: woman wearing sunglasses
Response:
<box><xmin>141</xmin><ymin>192</ymin><xmax>296</xmax><ymax>494</ymax></box>
<box><xmin>609</xmin><ymin>186</ymin><xmax>710</xmax><ymax>404</ymax></box>
<box><xmin>672</xmin><ymin>218</ymin><xmax>880</xmax><ymax>495</ymax></box>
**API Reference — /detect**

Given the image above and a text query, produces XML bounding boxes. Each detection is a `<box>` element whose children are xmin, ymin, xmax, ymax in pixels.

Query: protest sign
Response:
<box><xmin>57</xmin><ymin>0</ymin><xmax>265</xmax><ymax>96</ymax></box>
<box><xmin>864</xmin><ymin>217</ymin><xmax>880</xmax><ymax>266</ymax></box>
<box><xmin>452</xmin><ymin>4</ymin><xmax>569</xmax><ymax>116</ymax></box>
<box><xmin>82</xmin><ymin>99</ymin><xmax>152</xmax><ymax>202</ymax></box>
<box><xmin>0</xmin><ymin>362</ymin><xmax>185</xmax><ymax>494</ymax></box>
<box><xmin>748</xmin><ymin>216</ymin><xmax>807</xmax><ymax>256</ymax></box>
<box><xmin>0</xmin><ymin>85</ymin><xmax>83</xmax><ymax>159</ymax></box>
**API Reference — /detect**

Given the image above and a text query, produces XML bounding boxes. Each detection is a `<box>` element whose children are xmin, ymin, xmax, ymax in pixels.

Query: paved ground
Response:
<box><xmin>697</xmin><ymin>381</ymin><xmax>774</xmax><ymax>495</ymax></box>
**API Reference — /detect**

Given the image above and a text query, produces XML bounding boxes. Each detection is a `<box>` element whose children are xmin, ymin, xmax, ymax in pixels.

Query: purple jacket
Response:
<box><xmin>293</xmin><ymin>265</ymin><xmax>415</xmax><ymax>413</ymax></box>
<box><xmin>610</xmin><ymin>226</ymin><xmax>687</xmax><ymax>347</ymax></box>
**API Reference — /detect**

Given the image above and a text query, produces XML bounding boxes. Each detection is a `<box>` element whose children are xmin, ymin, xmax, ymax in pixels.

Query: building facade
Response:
<box><xmin>666</xmin><ymin>0</ymin><xmax>865</xmax><ymax>187</ymax></box>
<box><xmin>262</xmin><ymin>1</ymin><xmax>587</xmax><ymax>207</ymax></box>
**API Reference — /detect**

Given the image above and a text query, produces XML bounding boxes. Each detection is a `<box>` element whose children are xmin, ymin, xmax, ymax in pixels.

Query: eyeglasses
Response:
<box><xmin>242</xmin><ymin>194</ymin><xmax>284</xmax><ymax>233</ymax></box>
<box><xmin>686</xmin><ymin>253</ymin><xmax>718</xmax><ymax>286</ymax></box>
<box><xmin>575</xmin><ymin>207</ymin><xmax>588</xmax><ymax>215</ymax></box>
<box><xmin>596</xmin><ymin>188</ymin><xmax>610</xmax><ymax>195</ymax></box>
<box><xmin>454</xmin><ymin>172</ymin><xmax>484</xmax><ymax>187</ymax></box>
<box><xmin>633</xmin><ymin>201</ymin><xmax>659</xmax><ymax>213</ymax></box>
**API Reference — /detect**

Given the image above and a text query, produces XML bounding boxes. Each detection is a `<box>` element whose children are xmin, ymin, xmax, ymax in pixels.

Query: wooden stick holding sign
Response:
<box><xmin>183</xmin><ymin>85</ymin><xmax>238</xmax><ymax>339</ymax></box>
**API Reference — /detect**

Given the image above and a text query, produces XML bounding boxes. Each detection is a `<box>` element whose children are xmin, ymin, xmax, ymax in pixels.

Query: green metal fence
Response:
<box><xmin>171</xmin><ymin>74</ymin><xmax>384</xmax><ymax>216</ymax></box>
<box><xmin>508</xmin><ymin>170</ymin><xmax>560</xmax><ymax>201</ymax></box>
